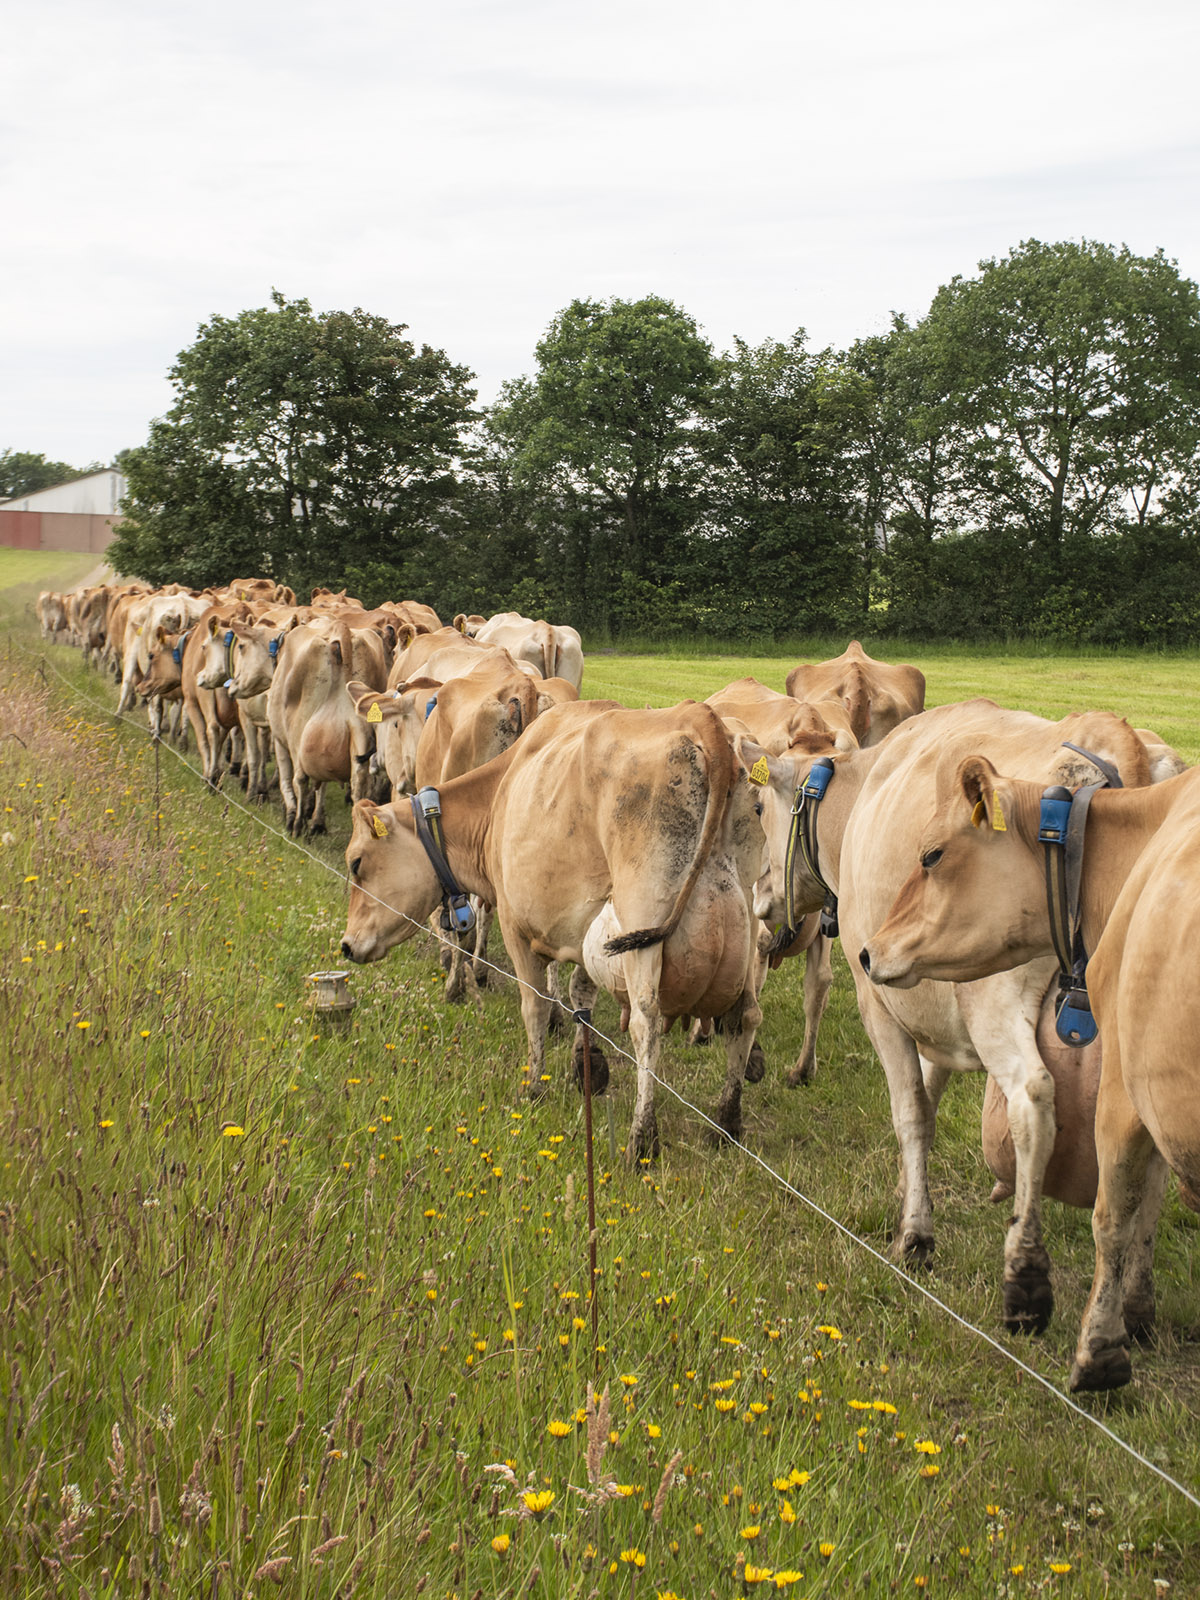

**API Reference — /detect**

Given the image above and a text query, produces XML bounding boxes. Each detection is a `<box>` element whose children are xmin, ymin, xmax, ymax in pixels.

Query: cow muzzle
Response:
<box><xmin>858</xmin><ymin>942</ymin><xmax>921</xmax><ymax>989</ymax></box>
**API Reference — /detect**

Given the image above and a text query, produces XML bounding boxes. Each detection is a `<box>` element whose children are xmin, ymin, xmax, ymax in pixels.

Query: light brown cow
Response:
<box><xmin>267</xmin><ymin>621</ymin><xmax>390</xmax><ymax>834</ymax></box>
<box><xmin>785</xmin><ymin>640</ymin><xmax>925</xmax><ymax>747</ymax></box>
<box><xmin>745</xmin><ymin>699</ymin><xmax>1163</xmax><ymax>1335</ymax></box>
<box><xmin>465</xmin><ymin>612</ymin><xmax>585</xmax><ymax>691</ymax></box>
<box><xmin>706</xmin><ymin>677</ymin><xmax>857</xmax><ymax>1087</ymax></box>
<box><xmin>36</xmin><ymin>591</ymin><xmax>70</xmax><ymax>641</ymax></box>
<box><xmin>340</xmin><ymin>700</ymin><xmax>763</xmax><ymax>1159</ymax></box>
<box><xmin>861</xmin><ymin>759</ymin><xmax>1200</xmax><ymax>1390</ymax></box>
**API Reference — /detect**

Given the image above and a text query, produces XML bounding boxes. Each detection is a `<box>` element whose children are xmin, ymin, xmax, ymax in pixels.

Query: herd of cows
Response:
<box><xmin>36</xmin><ymin>577</ymin><xmax>1200</xmax><ymax>1395</ymax></box>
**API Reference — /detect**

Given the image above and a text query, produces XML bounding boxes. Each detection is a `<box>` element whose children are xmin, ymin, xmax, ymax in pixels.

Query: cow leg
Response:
<box><xmin>787</xmin><ymin>933</ymin><xmax>833</xmax><ymax>1088</ymax></box>
<box><xmin>274</xmin><ymin>738</ymin><xmax>299</xmax><ymax>833</ymax></box>
<box><xmin>471</xmin><ymin>900</ymin><xmax>494</xmax><ymax>988</ymax></box>
<box><xmin>568</xmin><ymin>966</ymin><xmax>609</xmax><ymax>1095</ymax></box>
<box><xmin>1120</xmin><ymin>1149</ymin><xmax>1168</xmax><ymax>1344</ymax></box>
<box><xmin>546</xmin><ymin>961</ymin><xmax>568</xmax><ymax>1035</ymax></box>
<box><xmin>307</xmin><ymin>780</ymin><xmax>328</xmax><ymax>836</ymax></box>
<box><xmin>1071</xmin><ymin>1070</ymin><xmax>1161</xmax><ymax>1393</ymax></box>
<box><xmin>622</xmin><ymin>945</ymin><xmax>665</xmax><ymax>1164</ymax></box>
<box><xmin>506</xmin><ymin>935</ymin><xmax>553</xmax><ymax>1098</ymax></box>
<box><xmin>858</xmin><ymin>994</ymin><xmax>937</xmax><ymax>1264</ymax></box>
<box><xmin>444</xmin><ymin>926</ymin><xmax>470</xmax><ymax>1004</ymax></box>
<box><xmin>714</xmin><ymin>985</ymin><xmax>764</xmax><ymax>1144</ymax></box>
<box><xmin>956</xmin><ymin>995</ymin><xmax>1056</xmax><ymax>1333</ymax></box>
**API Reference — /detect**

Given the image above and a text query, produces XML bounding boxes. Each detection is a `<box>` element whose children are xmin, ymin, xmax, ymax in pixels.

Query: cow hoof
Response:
<box><xmin>445</xmin><ymin>980</ymin><xmax>467</xmax><ymax>1004</ymax></box>
<box><xmin>743</xmin><ymin>1041</ymin><xmax>766</xmax><ymax>1084</ymax></box>
<box><xmin>785</xmin><ymin>1058</ymin><xmax>816</xmax><ymax>1088</ymax></box>
<box><xmin>627</xmin><ymin>1118</ymin><xmax>659</xmax><ymax>1164</ymax></box>
<box><xmin>547</xmin><ymin>1006</ymin><xmax>567</xmax><ymax>1037</ymax></box>
<box><xmin>1069</xmin><ymin>1344</ymin><xmax>1132</xmax><ymax>1393</ymax></box>
<box><xmin>472</xmin><ymin>965</ymin><xmax>489</xmax><ymax>989</ymax></box>
<box><xmin>572</xmin><ymin>1039</ymin><xmax>609</xmax><ymax>1096</ymax></box>
<box><xmin>894</xmin><ymin>1231</ymin><xmax>935</xmax><ymax>1268</ymax></box>
<box><xmin>1003</xmin><ymin>1267</ymin><xmax>1054</xmax><ymax>1335</ymax></box>
<box><xmin>307</xmin><ymin>820</ymin><xmax>327</xmax><ymax>838</ymax></box>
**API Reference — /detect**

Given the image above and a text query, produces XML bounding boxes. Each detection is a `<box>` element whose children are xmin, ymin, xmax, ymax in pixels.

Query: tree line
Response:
<box><xmin>101</xmin><ymin>239</ymin><xmax>1200</xmax><ymax>647</ymax></box>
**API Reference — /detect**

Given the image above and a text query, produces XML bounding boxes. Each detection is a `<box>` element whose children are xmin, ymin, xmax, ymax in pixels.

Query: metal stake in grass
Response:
<box><xmin>152</xmin><ymin>729</ymin><xmax>161</xmax><ymax>846</ymax></box>
<box><xmin>576</xmin><ymin>1008</ymin><xmax>601</xmax><ymax>1375</ymax></box>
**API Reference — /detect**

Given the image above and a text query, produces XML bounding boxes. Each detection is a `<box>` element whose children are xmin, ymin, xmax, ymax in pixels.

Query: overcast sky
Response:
<box><xmin>4</xmin><ymin>0</ymin><xmax>1199</xmax><ymax>466</ymax></box>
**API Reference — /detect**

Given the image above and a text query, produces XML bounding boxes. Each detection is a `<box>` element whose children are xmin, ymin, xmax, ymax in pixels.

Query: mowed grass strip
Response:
<box><xmin>1</xmin><ymin>576</ymin><xmax>1198</xmax><ymax>1598</ymax></box>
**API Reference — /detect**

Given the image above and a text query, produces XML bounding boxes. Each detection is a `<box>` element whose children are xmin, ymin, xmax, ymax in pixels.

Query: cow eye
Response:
<box><xmin>753</xmin><ymin>801</ymin><xmax>763</xmax><ymax>818</ymax></box>
<box><xmin>350</xmin><ymin>857</ymin><xmax>363</xmax><ymax>879</ymax></box>
<box><xmin>920</xmin><ymin>848</ymin><xmax>943</xmax><ymax>871</ymax></box>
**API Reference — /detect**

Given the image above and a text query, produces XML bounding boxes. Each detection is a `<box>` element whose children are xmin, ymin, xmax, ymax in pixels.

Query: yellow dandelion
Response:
<box><xmin>99</xmin><ymin>1119</ymin><xmax>114</xmax><ymax>1129</ymax></box>
<box><xmin>714</xmin><ymin>1398</ymin><xmax>736</xmax><ymax>1413</ymax></box>
<box><xmin>819</xmin><ymin>1542</ymin><xmax>835</xmax><ymax>1558</ymax></box>
<box><xmin>620</xmin><ymin>1373</ymin><xmax>638</xmax><ymax>1387</ymax></box>
<box><xmin>522</xmin><ymin>1489</ymin><xmax>554</xmax><ymax>1517</ymax></box>
<box><xmin>914</xmin><ymin>1440</ymin><xmax>941</xmax><ymax>1454</ymax></box>
<box><xmin>76</xmin><ymin>1020</ymin><xmax>90</xmax><ymax>1030</ymax></box>
<box><xmin>221</xmin><ymin>1124</ymin><xmax>245</xmax><ymax>1137</ymax></box>
<box><xmin>1049</xmin><ymin>1561</ymin><xmax>1072</xmax><ymax>1575</ymax></box>
<box><xmin>773</xmin><ymin>1573</ymin><xmax>804</xmax><ymax>1589</ymax></box>
<box><xmin>743</xmin><ymin>1566</ymin><xmax>774</xmax><ymax>1585</ymax></box>
<box><xmin>646</xmin><ymin>1423</ymin><xmax>661</xmax><ymax>1438</ymax></box>
<box><xmin>816</xmin><ymin>1324</ymin><xmax>842</xmax><ymax>1340</ymax></box>
<box><xmin>547</xmin><ymin>1420</ymin><xmax>571</xmax><ymax>1438</ymax></box>
<box><xmin>873</xmin><ymin>1400</ymin><xmax>897</xmax><ymax>1414</ymax></box>
<box><xmin>1010</xmin><ymin>1565</ymin><xmax>1025</xmax><ymax>1576</ymax></box>
<box><xmin>619</xmin><ymin>1548</ymin><xmax>646</xmax><ymax>1568</ymax></box>
<box><xmin>741</xmin><ymin>1525</ymin><xmax>762</xmax><ymax>1540</ymax></box>
<box><xmin>919</xmin><ymin>1464</ymin><xmax>940</xmax><ymax>1478</ymax></box>
<box><xmin>491</xmin><ymin>1533</ymin><xmax>510</xmax><ymax>1554</ymax></box>
<box><xmin>778</xmin><ymin>1499</ymin><xmax>796</xmax><ymax>1524</ymax></box>
<box><xmin>789</xmin><ymin>1469</ymin><xmax>811</xmax><ymax>1487</ymax></box>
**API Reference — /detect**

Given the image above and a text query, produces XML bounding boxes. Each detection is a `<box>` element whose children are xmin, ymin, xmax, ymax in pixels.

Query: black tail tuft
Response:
<box><xmin>604</xmin><ymin>926</ymin><xmax>669</xmax><ymax>955</ymax></box>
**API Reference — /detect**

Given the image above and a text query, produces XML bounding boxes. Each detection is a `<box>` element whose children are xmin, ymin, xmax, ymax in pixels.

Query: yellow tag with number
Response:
<box><xmin>971</xmin><ymin>800</ymin><xmax>986</xmax><ymax>829</ymax></box>
<box><xmin>371</xmin><ymin>815</ymin><xmax>388</xmax><ymax>839</ymax></box>
<box><xmin>992</xmin><ymin>799</ymin><xmax>1007</xmax><ymax>832</ymax></box>
<box><xmin>748</xmin><ymin>757</ymin><xmax>770</xmax><ymax>786</ymax></box>
<box><xmin>366</xmin><ymin>701</ymin><xmax>382</xmax><ymax>724</ymax></box>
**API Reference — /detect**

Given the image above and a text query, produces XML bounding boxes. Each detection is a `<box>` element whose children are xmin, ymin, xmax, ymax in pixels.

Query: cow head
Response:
<box><xmin>860</xmin><ymin>755</ymin><xmax>1049</xmax><ymax>988</ymax></box>
<box><xmin>340</xmin><ymin>800</ymin><xmax>442</xmax><ymax>963</ymax></box>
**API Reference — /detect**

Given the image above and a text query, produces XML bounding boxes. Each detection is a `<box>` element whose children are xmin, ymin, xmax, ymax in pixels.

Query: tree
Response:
<box><xmin>693</xmin><ymin>333</ymin><xmax>866</xmax><ymax>633</ymax></box>
<box><xmin>907</xmin><ymin>239</ymin><xmax>1200</xmax><ymax>549</ymax></box>
<box><xmin>0</xmin><ymin>450</ymin><xmax>95</xmax><ymax>501</ymax></box>
<box><xmin>492</xmin><ymin>296</ymin><xmax>716</xmax><ymax>627</ymax></box>
<box><xmin>111</xmin><ymin>292</ymin><xmax>477</xmax><ymax>597</ymax></box>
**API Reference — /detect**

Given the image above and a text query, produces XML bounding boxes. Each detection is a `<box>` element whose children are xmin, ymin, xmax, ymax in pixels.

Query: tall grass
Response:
<box><xmin>1</xmin><ymin>575</ymin><xmax>1197</xmax><ymax>1598</ymax></box>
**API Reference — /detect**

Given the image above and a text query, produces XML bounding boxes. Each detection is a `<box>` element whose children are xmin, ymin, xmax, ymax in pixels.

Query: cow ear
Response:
<box><xmin>397</xmin><ymin>623</ymin><xmax>417</xmax><ymax>650</ymax></box>
<box><xmin>208</xmin><ymin>615</ymin><xmax>220</xmax><ymax>637</ymax></box>
<box><xmin>453</xmin><ymin>613</ymin><xmax>468</xmax><ymax>634</ymax></box>
<box><xmin>958</xmin><ymin>755</ymin><xmax>1010</xmax><ymax>833</ymax></box>
<box><xmin>733</xmin><ymin>734</ymin><xmax>783</xmax><ymax>790</ymax></box>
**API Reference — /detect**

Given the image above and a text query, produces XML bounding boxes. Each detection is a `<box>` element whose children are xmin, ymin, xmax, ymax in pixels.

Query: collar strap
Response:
<box><xmin>171</xmin><ymin>628</ymin><xmax>193</xmax><ymax>666</ymax></box>
<box><xmin>1038</xmin><ymin>779</ymin><xmax>1107</xmax><ymax>1047</ymax></box>
<box><xmin>1060</xmin><ymin>740</ymin><xmax>1124</xmax><ymax>791</ymax></box>
<box><xmin>410</xmin><ymin>786</ymin><xmax>476</xmax><ymax>936</ymax></box>
<box><xmin>774</xmin><ymin>756</ymin><xmax>838</xmax><ymax>952</ymax></box>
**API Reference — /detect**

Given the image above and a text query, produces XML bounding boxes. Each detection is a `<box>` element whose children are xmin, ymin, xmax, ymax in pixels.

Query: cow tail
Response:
<box><xmin>604</xmin><ymin>706</ymin><xmax>735</xmax><ymax>955</ymax></box>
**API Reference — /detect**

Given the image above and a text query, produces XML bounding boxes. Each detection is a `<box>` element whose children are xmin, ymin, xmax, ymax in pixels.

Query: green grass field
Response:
<box><xmin>1</xmin><ymin>559</ymin><xmax>1197</xmax><ymax>1599</ymax></box>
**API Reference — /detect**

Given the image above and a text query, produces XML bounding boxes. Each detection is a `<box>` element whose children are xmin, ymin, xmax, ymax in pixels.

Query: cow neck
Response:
<box><xmin>421</xmin><ymin>748</ymin><xmax>519</xmax><ymax>906</ymax></box>
<box><xmin>1072</xmin><ymin>773</ymin><xmax>1194</xmax><ymax>954</ymax></box>
<box><xmin>803</xmin><ymin>743</ymin><xmax>883</xmax><ymax>898</ymax></box>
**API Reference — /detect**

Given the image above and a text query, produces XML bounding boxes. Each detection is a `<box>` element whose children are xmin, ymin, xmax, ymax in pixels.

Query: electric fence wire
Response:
<box><xmin>18</xmin><ymin>633</ymin><xmax>1200</xmax><ymax>1515</ymax></box>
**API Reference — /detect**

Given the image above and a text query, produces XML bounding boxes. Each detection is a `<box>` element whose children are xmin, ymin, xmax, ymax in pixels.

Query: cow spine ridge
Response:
<box><xmin>604</xmin><ymin>707</ymin><xmax>736</xmax><ymax>956</ymax></box>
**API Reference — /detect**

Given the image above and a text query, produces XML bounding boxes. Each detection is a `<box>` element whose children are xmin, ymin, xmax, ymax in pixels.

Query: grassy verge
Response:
<box><xmin>0</xmin><ymin>592</ymin><xmax>1197</xmax><ymax>1598</ymax></box>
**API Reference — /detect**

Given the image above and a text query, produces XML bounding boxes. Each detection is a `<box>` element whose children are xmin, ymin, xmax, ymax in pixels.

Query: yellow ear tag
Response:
<box><xmin>971</xmin><ymin>800</ymin><xmax>986</xmax><ymax>829</ymax></box>
<box><xmin>992</xmin><ymin>798</ymin><xmax>1007</xmax><ymax>832</ymax></box>
<box><xmin>366</xmin><ymin>701</ymin><xmax>382</xmax><ymax>724</ymax></box>
<box><xmin>748</xmin><ymin>756</ymin><xmax>770</xmax><ymax>786</ymax></box>
<box><xmin>371</xmin><ymin>815</ymin><xmax>388</xmax><ymax>839</ymax></box>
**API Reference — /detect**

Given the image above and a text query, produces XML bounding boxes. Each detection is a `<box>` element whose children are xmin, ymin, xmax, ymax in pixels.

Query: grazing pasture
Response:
<box><xmin>2</xmin><ymin>569</ymin><xmax>1199</xmax><ymax>1598</ymax></box>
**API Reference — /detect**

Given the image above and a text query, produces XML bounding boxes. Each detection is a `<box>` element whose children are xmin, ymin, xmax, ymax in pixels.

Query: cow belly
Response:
<box><xmin>296</xmin><ymin>718</ymin><xmax>351</xmax><ymax>782</ymax></box>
